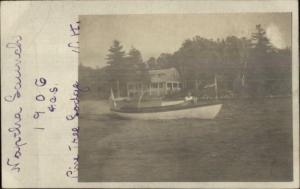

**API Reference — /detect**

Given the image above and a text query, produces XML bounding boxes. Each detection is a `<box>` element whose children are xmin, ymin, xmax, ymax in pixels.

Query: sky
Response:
<box><xmin>80</xmin><ymin>13</ymin><xmax>291</xmax><ymax>68</ymax></box>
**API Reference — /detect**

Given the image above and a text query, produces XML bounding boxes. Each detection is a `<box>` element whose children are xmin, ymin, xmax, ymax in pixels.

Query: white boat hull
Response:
<box><xmin>161</xmin><ymin>100</ymin><xmax>185</xmax><ymax>106</ymax></box>
<box><xmin>112</xmin><ymin>104</ymin><xmax>222</xmax><ymax>120</ymax></box>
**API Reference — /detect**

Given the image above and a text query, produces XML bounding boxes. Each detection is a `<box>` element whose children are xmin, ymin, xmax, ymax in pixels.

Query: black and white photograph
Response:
<box><xmin>78</xmin><ymin>13</ymin><xmax>293</xmax><ymax>182</ymax></box>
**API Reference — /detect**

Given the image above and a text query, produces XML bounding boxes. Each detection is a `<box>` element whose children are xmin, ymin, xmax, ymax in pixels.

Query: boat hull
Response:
<box><xmin>111</xmin><ymin>104</ymin><xmax>222</xmax><ymax>120</ymax></box>
<box><xmin>161</xmin><ymin>100</ymin><xmax>185</xmax><ymax>106</ymax></box>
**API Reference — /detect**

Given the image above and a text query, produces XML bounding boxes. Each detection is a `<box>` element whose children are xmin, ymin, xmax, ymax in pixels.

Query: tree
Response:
<box><xmin>251</xmin><ymin>24</ymin><xmax>274</xmax><ymax>54</ymax></box>
<box><xmin>105</xmin><ymin>45</ymin><xmax>151</xmax><ymax>96</ymax></box>
<box><xmin>156</xmin><ymin>53</ymin><xmax>173</xmax><ymax>69</ymax></box>
<box><xmin>127</xmin><ymin>47</ymin><xmax>143</xmax><ymax>66</ymax></box>
<box><xmin>125</xmin><ymin>47</ymin><xmax>150</xmax><ymax>83</ymax></box>
<box><xmin>105</xmin><ymin>40</ymin><xmax>126</xmax><ymax>97</ymax></box>
<box><xmin>247</xmin><ymin>24</ymin><xmax>275</xmax><ymax>96</ymax></box>
<box><xmin>220</xmin><ymin>36</ymin><xmax>251</xmax><ymax>94</ymax></box>
<box><xmin>146</xmin><ymin>57</ymin><xmax>157</xmax><ymax>69</ymax></box>
<box><xmin>172</xmin><ymin>37</ymin><xmax>219</xmax><ymax>88</ymax></box>
<box><xmin>106</xmin><ymin>40</ymin><xmax>125</xmax><ymax>66</ymax></box>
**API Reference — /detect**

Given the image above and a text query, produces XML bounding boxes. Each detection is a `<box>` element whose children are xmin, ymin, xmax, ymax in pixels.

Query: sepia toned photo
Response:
<box><xmin>78</xmin><ymin>13</ymin><xmax>293</xmax><ymax>182</ymax></box>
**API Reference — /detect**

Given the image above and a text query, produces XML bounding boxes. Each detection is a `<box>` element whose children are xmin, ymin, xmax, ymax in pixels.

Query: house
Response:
<box><xmin>126</xmin><ymin>67</ymin><xmax>182</xmax><ymax>97</ymax></box>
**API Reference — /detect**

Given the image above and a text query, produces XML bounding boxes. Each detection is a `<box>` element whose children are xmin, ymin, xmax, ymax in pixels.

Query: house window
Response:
<box><xmin>167</xmin><ymin>83</ymin><xmax>172</xmax><ymax>89</ymax></box>
<box><xmin>179</xmin><ymin>83</ymin><xmax>182</xmax><ymax>89</ymax></box>
<box><xmin>137</xmin><ymin>83</ymin><xmax>142</xmax><ymax>89</ymax></box>
<box><xmin>151</xmin><ymin>83</ymin><xmax>158</xmax><ymax>88</ymax></box>
<box><xmin>173</xmin><ymin>83</ymin><xmax>178</xmax><ymax>88</ymax></box>
<box><xmin>128</xmin><ymin>84</ymin><xmax>134</xmax><ymax>90</ymax></box>
<box><xmin>159</xmin><ymin>82</ymin><xmax>164</xmax><ymax>88</ymax></box>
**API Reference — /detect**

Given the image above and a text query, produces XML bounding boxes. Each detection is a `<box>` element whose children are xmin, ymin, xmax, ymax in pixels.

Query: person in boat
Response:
<box><xmin>184</xmin><ymin>91</ymin><xmax>198</xmax><ymax>104</ymax></box>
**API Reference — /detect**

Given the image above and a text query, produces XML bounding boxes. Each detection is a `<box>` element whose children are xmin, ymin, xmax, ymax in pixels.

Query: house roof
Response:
<box><xmin>149</xmin><ymin>67</ymin><xmax>180</xmax><ymax>83</ymax></box>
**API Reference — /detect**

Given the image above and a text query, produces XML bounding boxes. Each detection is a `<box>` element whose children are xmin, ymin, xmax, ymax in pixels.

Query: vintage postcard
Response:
<box><xmin>1</xmin><ymin>0</ymin><xmax>299</xmax><ymax>188</ymax></box>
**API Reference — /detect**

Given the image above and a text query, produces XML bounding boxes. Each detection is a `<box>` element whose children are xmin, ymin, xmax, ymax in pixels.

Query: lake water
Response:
<box><xmin>79</xmin><ymin>98</ymin><xmax>293</xmax><ymax>182</ymax></box>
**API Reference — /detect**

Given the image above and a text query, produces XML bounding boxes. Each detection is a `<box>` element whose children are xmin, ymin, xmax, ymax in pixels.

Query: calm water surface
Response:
<box><xmin>79</xmin><ymin>98</ymin><xmax>293</xmax><ymax>182</ymax></box>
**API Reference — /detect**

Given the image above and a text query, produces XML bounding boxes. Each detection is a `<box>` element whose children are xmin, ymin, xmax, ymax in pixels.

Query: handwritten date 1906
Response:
<box><xmin>33</xmin><ymin>77</ymin><xmax>59</xmax><ymax>120</ymax></box>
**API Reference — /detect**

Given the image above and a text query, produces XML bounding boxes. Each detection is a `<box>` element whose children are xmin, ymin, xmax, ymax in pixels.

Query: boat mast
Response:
<box><xmin>116</xmin><ymin>80</ymin><xmax>120</xmax><ymax>98</ymax></box>
<box><xmin>214</xmin><ymin>74</ymin><xmax>218</xmax><ymax>100</ymax></box>
<box><xmin>137</xmin><ymin>91</ymin><xmax>145</xmax><ymax>108</ymax></box>
<box><xmin>109</xmin><ymin>88</ymin><xmax>117</xmax><ymax>109</ymax></box>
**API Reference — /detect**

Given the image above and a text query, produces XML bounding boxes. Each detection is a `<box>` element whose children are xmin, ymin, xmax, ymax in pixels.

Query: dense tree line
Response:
<box><xmin>80</xmin><ymin>24</ymin><xmax>291</xmax><ymax>100</ymax></box>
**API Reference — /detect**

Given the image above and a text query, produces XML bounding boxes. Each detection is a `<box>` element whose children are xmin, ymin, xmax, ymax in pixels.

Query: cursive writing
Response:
<box><xmin>7</xmin><ymin>107</ymin><xmax>27</xmax><ymax>172</ymax></box>
<box><xmin>65</xmin><ymin>81</ymin><xmax>88</xmax><ymax>178</ymax></box>
<box><xmin>66</xmin><ymin>81</ymin><xmax>89</xmax><ymax>120</ymax></box>
<box><xmin>4</xmin><ymin>36</ymin><xmax>22</xmax><ymax>102</ymax></box>
<box><xmin>66</xmin><ymin>126</ymin><xmax>79</xmax><ymax>179</ymax></box>
<box><xmin>66</xmin><ymin>127</ymin><xmax>79</xmax><ymax>178</ymax></box>
<box><xmin>66</xmin><ymin>155</ymin><xmax>79</xmax><ymax>178</ymax></box>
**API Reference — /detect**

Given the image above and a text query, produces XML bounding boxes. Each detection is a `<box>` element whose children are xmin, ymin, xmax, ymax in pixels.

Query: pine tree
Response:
<box><xmin>251</xmin><ymin>24</ymin><xmax>274</xmax><ymax>54</ymax></box>
<box><xmin>247</xmin><ymin>24</ymin><xmax>275</xmax><ymax>96</ymax></box>
<box><xmin>106</xmin><ymin>40</ymin><xmax>125</xmax><ymax>66</ymax></box>
<box><xmin>106</xmin><ymin>40</ymin><xmax>126</xmax><ymax>97</ymax></box>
